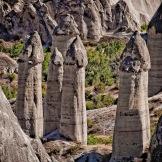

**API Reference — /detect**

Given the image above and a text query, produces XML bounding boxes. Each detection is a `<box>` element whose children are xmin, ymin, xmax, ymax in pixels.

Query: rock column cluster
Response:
<box><xmin>16</xmin><ymin>31</ymin><xmax>44</xmax><ymax>138</ymax></box>
<box><xmin>111</xmin><ymin>32</ymin><xmax>151</xmax><ymax>161</ymax></box>
<box><xmin>44</xmin><ymin>14</ymin><xmax>88</xmax><ymax>144</ymax></box>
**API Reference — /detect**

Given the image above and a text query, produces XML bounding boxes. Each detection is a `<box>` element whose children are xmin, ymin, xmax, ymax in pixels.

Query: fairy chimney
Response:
<box><xmin>45</xmin><ymin>14</ymin><xmax>88</xmax><ymax>144</ymax></box>
<box><xmin>16</xmin><ymin>31</ymin><xmax>44</xmax><ymax>138</ymax></box>
<box><xmin>110</xmin><ymin>32</ymin><xmax>151</xmax><ymax>161</ymax></box>
<box><xmin>148</xmin><ymin>3</ymin><xmax>162</xmax><ymax>97</ymax></box>
<box><xmin>44</xmin><ymin>48</ymin><xmax>63</xmax><ymax>134</ymax></box>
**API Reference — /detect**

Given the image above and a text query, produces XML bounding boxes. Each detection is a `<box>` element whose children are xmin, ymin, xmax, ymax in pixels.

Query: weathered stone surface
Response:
<box><xmin>112</xmin><ymin>0</ymin><xmax>139</xmax><ymax>32</ymax></box>
<box><xmin>44</xmin><ymin>48</ymin><xmax>63</xmax><ymax>134</ymax></box>
<box><xmin>110</xmin><ymin>32</ymin><xmax>151</xmax><ymax>161</ymax></box>
<box><xmin>60</xmin><ymin>35</ymin><xmax>88</xmax><ymax>144</ymax></box>
<box><xmin>44</xmin><ymin>0</ymin><xmax>162</xmax><ymax>41</ymax></box>
<box><xmin>30</xmin><ymin>139</ymin><xmax>52</xmax><ymax>162</ymax></box>
<box><xmin>148</xmin><ymin>3</ymin><xmax>162</xmax><ymax>97</ymax></box>
<box><xmin>16</xmin><ymin>31</ymin><xmax>44</xmax><ymax>138</ymax></box>
<box><xmin>0</xmin><ymin>87</ymin><xmax>40</xmax><ymax>162</ymax></box>
<box><xmin>1</xmin><ymin>0</ymin><xmax>57</xmax><ymax>45</ymax></box>
<box><xmin>0</xmin><ymin>52</ymin><xmax>17</xmax><ymax>74</ymax></box>
<box><xmin>45</xmin><ymin>14</ymin><xmax>87</xmax><ymax>144</ymax></box>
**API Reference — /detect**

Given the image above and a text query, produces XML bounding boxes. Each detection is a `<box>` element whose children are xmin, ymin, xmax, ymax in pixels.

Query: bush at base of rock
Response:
<box><xmin>87</xmin><ymin>134</ymin><xmax>112</xmax><ymax>145</ymax></box>
<box><xmin>1</xmin><ymin>84</ymin><xmax>17</xmax><ymax>100</ymax></box>
<box><xmin>86</xmin><ymin>94</ymin><xmax>115</xmax><ymax>110</ymax></box>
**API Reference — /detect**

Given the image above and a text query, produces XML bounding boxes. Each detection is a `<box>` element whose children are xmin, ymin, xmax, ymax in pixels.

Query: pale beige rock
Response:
<box><xmin>0</xmin><ymin>86</ymin><xmax>40</xmax><ymax>162</ymax></box>
<box><xmin>45</xmin><ymin>15</ymin><xmax>87</xmax><ymax>144</ymax></box>
<box><xmin>110</xmin><ymin>32</ymin><xmax>151</xmax><ymax>161</ymax></box>
<box><xmin>16</xmin><ymin>31</ymin><xmax>44</xmax><ymax>138</ymax></box>
<box><xmin>44</xmin><ymin>48</ymin><xmax>63</xmax><ymax>134</ymax></box>
<box><xmin>60</xmin><ymin>35</ymin><xmax>88</xmax><ymax>144</ymax></box>
<box><xmin>148</xmin><ymin>4</ymin><xmax>162</xmax><ymax>97</ymax></box>
<box><xmin>2</xmin><ymin>0</ymin><xmax>56</xmax><ymax>45</ymax></box>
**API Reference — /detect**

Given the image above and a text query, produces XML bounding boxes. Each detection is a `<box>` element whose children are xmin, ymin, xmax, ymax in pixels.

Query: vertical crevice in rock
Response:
<box><xmin>110</xmin><ymin>32</ymin><xmax>151</xmax><ymax>162</ymax></box>
<box><xmin>16</xmin><ymin>31</ymin><xmax>44</xmax><ymax>138</ymax></box>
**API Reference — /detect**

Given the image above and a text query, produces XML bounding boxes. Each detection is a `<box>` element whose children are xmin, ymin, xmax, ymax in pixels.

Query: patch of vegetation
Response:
<box><xmin>86</xmin><ymin>92</ymin><xmax>115</xmax><ymax>110</ymax></box>
<box><xmin>87</xmin><ymin>134</ymin><xmax>112</xmax><ymax>145</ymax></box>
<box><xmin>140</xmin><ymin>23</ymin><xmax>148</xmax><ymax>32</ymax></box>
<box><xmin>7</xmin><ymin>73</ymin><xmax>16</xmax><ymax>82</ymax></box>
<box><xmin>0</xmin><ymin>41</ymin><xmax>24</xmax><ymax>58</ymax></box>
<box><xmin>86</xmin><ymin>41</ymin><xmax>125</xmax><ymax>88</ymax></box>
<box><xmin>2</xmin><ymin>84</ymin><xmax>17</xmax><ymax>99</ymax></box>
<box><xmin>150</xmin><ymin>120</ymin><xmax>157</xmax><ymax>136</ymax></box>
<box><xmin>42</xmin><ymin>50</ymin><xmax>51</xmax><ymax>81</ymax></box>
<box><xmin>86</xmin><ymin>101</ymin><xmax>95</xmax><ymax>110</ymax></box>
<box><xmin>42</xmin><ymin>81</ymin><xmax>47</xmax><ymax>97</ymax></box>
<box><xmin>87</xmin><ymin>118</ymin><xmax>95</xmax><ymax>129</ymax></box>
<box><xmin>10</xmin><ymin>42</ymin><xmax>24</xmax><ymax>58</ymax></box>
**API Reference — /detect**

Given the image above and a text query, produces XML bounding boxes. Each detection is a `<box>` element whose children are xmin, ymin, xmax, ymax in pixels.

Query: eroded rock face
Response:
<box><xmin>0</xmin><ymin>52</ymin><xmax>17</xmax><ymax>74</ymax></box>
<box><xmin>110</xmin><ymin>32</ymin><xmax>151</xmax><ymax>162</ymax></box>
<box><xmin>0</xmin><ymin>0</ymin><xmax>57</xmax><ymax>44</ymax></box>
<box><xmin>44</xmin><ymin>0</ymin><xmax>162</xmax><ymax>41</ymax></box>
<box><xmin>50</xmin><ymin>0</ymin><xmax>111</xmax><ymax>41</ymax></box>
<box><xmin>112</xmin><ymin>0</ymin><xmax>139</xmax><ymax>32</ymax></box>
<box><xmin>0</xmin><ymin>87</ymin><xmax>40</xmax><ymax>162</ymax></box>
<box><xmin>60</xmin><ymin>35</ymin><xmax>88</xmax><ymax>144</ymax></box>
<box><xmin>45</xmin><ymin>15</ymin><xmax>88</xmax><ymax>144</ymax></box>
<box><xmin>16</xmin><ymin>31</ymin><xmax>44</xmax><ymax>138</ymax></box>
<box><xmin>148</xmin><ymin>3</ymin><xmax>162</xmax><ymax>97</ymax></box>
<box><xmin>44</xmin><ymin>48</ymin><xmax>63</xmax><ymax>134</ymax></box>
<box><xmin>30</xmin><ymin>139</ymin><xmax>52</xmax><ymax>162</ymax></box>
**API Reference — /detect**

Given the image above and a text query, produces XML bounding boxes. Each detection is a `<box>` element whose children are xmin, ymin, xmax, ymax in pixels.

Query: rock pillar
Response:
<box><xmin>16</xmin><ymin>31</ymin><xmax>44</xmax><ymax>138</ymax></box>
<box><xmin>111</xmin><ymin>32</ymin><xmax>151</xmax><ymax>161</ymax></box>
<box><xmin>44</xmin><ymin>48</ymin><xmax>63</xmax><ymax>134</ymax></box>
<box><xmin>45</xmin><ymin>14</ymin><xmax>88</xmax><ymax>144</ymax></box>
<box><xmin>148</xmin><ymin>4</ymin><xmax>162</xmax><ymax>97</ymax></box>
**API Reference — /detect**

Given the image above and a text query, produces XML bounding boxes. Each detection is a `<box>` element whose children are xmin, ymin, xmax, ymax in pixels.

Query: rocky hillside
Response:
<box><xmin>0</xmin><ymin>0</ymin><xmax>161</xmax><ymax>43</ymax></box>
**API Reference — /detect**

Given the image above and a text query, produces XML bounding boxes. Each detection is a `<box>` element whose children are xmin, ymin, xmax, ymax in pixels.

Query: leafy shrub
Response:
<box><xmin>85</xmin><ymin>90</ymin><xmax>93</xmax><ymax>101</ymax></box>
<box><xmin>7</xmin><ymin>73</ymin><xmax>16</xmax><ymax>82</ymax></box>
<box><xmin>86</xmin><ymin>41</ymin><xmax>125</xmax><ymax>87</ymax></box>
<box><xmin>93</xmin><ymin>94</ymin><xmax>105</xmax><ymax>109</ymax></box>
<box><xmin>10</xmin><ymin>42</ymin><xmax>24</xmax><ymax>58</ymax></box>
<box><xmin>42</xmin><ymin>51</ymin><xmax>51</xmax><ymax>81</ymax></box>
<box><xmin>0</xmin><ymin>41</ymin><xmax>24</xmax><ymax>58</ymax></box>
<box><xmin>1</xmin><ymin>84</ymin><xmax>17</xmax><ymax>99</ymax></box>
<box><xmin>94</xmin><ymin>82</ymin><xmax>106</xmax><ymax>93</ymax></box>
<box><xmin>96</xmin><ymin>41</ymin><xmax>125</xmax><ymax>60</ymax></box>
<box><xmin>87</xmin><ymin>119</ymin><xmax>95</xmax><ymax>129</ymax></box>
<box><xmin>86</xmin><ymin>101</ymin><xmax>95</xmax><ymax>110</ymax></box>
<box><xmin>86</xmin><ymin>94</ymin><xmax>115</xmax><ymax>110</ymax></box>
<box><xmin>102</xmin><ymin>94</ymin><xmax>115</xmax><ymax>107</ymax></box>
<box><xmin>141</xmin><ymin>23</ymin><xmax>148</xmax><ymax>32</ymax></box>
<box><xmin>87</xmin><ymin>134</ymin><xmax>112</xmax><ymax>145</ymax></box>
